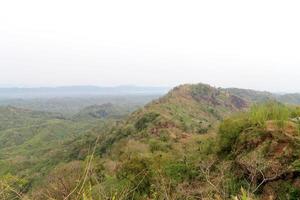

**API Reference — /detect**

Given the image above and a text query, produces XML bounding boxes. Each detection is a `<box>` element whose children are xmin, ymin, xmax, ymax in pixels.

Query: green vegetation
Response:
<box><xmin>0</xmin><ymin>100</ymin><xmax>142</xmax><ymax>199</ymax></box>
<box><xmin>217</xmin><ymin>102</ymin><xmax>300</xmax><ymax>199</ymax></box>
<box><xmin>1</xmin><ymin>84</ymin><xmax>300</xmax><ymax>199</ymax></box>
<box><xmin>218</xmin><ymin>117</ymin><xmax>247</xmax><ymax>154</ymax></box>
<box><xmin>0</xmin><ymin>95</ymin><xmax>156</xmax><ymax>117</ymax></box>
<box><xmin>134</xmin><ymin>112</ymin><xmax>159</xmax><ymax>131</ymax></box>
<box><xmin>218</xmin><ymin>101</ymin><xmax>294</xmax><ymax>154</ymax></box>
<box><xmin>248</xmin><ymin>102</ymin><xmax>291</xmax><ymax>126</ymax></box>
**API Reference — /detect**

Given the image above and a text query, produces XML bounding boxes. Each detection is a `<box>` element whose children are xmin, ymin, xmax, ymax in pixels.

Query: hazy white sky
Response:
<box><xmin>0</xmin><ymin>0</ymin><xmax>300</xmax><ymax>92</ymax></box>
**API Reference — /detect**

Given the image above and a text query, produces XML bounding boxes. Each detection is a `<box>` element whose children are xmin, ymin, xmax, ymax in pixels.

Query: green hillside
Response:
<box><xmin>0</xmin><ymin>105</ymin><xmax>121</xmax><ymax>199</ymax></box>
<box><xmin>126</xmin><ymin>84</ymin><xmax>249</xmax><ymax>135</ymax></box>
<box><xmin>0</xmin><ymin>95</ymin><xmax>158</xmax><ymax>117</ymax></box>
<box><xmin>1</xmin><ymin>83</ymin><xmax>300</xmax><ymax>200</ymax></box>
<box><xmin>73</xmin><ymin>103</ymin><xmax>135</xmax><ymax>121</ymax></box>
<box><xmin>0</xmin><ymin>106</ymin><xmax>63</xmax><ymax>131</ymax></box>
<box><xmin>25</xmin><ymin>83</ymin><xmax>252</xmax><ymax>199</ymax></box>
<box><xmin>82</xmin><ymin>93</ymin><xmax>300</xmax><ymax>199</ymax></box>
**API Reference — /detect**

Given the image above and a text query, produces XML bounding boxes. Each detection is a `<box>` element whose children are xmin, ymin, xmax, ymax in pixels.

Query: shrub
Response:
<box><xmin>218</xmin><ymin>102</ymin><xmax>294</xmax><ymax>155</ymax></box>
<box><xmin>32</xmin><ymin>161</ymin><xmax>85</xmax><ymax>200</ymax></box>
<box><xmin>218</xmin><ymin>117</ymin><xmax>247</xmax><ymax>154</ymax></box>
<box><xmin>149</xmin><ymin>139</ymin><xmax>170</xmax><ymax>153</ymax></box>
<box><xmin>159</xmin><ymin>130</ymin><xmax>170</xmax><ymax>142</ymax></box>
<box><xmin>117</xmin><ymin>156</ymin><xmax>153</xmax><ymax>197</ymax></box>
<box><xmin>135</xmin><ymin>112</ymin><xmax>160</xmax><ymax>131</ymax></box>
<box><xmin>164</xmin><ymin>162</ymin><xmax>197</xmax><ymax>183</ymax></box>
<box><xmin>276</xmin><ymin>182</ymin><xmax>300</xmax><ymax>200</ymax></box>
<box><xmin>0</xmin><ymin>174</ymin><xmax>29</xmax><ymax>200</ymax></box>
<box><xmin>290</xmin><ymin>107</ymin><xmax>300</xmax><ymax>118</ymax></box>
<box><xmin>290</xmin><ymin>188</ymin><xmax>300</xmax><ymax>200</ymax></box>
<box><xmin>94</xmin><ymin>176</ymin><xmax>131</xmax><ymax>199</ymax></box>
<box><xmin>198</xmin><ymin>127</ymin><xmax>208</xmax><ymax>134</ymax></box>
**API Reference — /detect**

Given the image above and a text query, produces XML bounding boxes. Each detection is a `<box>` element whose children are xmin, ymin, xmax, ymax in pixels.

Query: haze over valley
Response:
<box><xmin>1</xmin><ymin>0</ymin><xmax>300</xmax><ymax>199</ymax></box>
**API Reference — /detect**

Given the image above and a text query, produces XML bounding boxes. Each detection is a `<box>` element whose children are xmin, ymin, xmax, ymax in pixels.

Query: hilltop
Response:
<box><xmin>2</xmin><ymin>83</ymin><xmax>300</xmax><ymax>199</ymax></box>
<box><xmin>123</xmin><ymin>83</ymin><xmax>249</xmax><ymax>138</ymax></box>
<box><xmin>90</xmin><ymin>84</ymin><xmax>300</xmax><ymax>199</ymax></box>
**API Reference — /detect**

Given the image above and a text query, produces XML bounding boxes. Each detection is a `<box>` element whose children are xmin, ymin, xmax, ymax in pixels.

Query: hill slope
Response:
<box><xmin>2</xmin><ymin>83</ymin><xmax>300</xmax><ymax>199</ymax></box>
<box><xmin>125</xmin><ymin>84</ymin><xmax>249</xmax><ymax>136</ymax></box>
<box><xmin>30</xmin><ymin>83</ymin><xmax>254</xmax><ymax>199</ymax></box>
<box><xmin>73</xmin><ymin>103</ymin><xmax>137</xmax><ymax>121</ymax></box>
<box><xmin>0</xmin><ymin>106</ymin><xmax>119</xmax><ymax>198</ymax></box>
<box><xmin>86</xmin><ymin>84</ymin><xmax>300</xmax><ymax>199</ymax></box>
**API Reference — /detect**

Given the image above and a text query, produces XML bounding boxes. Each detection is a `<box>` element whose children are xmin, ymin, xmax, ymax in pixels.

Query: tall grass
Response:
<box><xmin>218</xmin><ymin>101</ymin><xmax>294</xmax><ymax>154</ymax></box>
<box><xmin>248</xmin><ymin>101</ymin><xmax>291</xmax><ymax>127</ymax></box>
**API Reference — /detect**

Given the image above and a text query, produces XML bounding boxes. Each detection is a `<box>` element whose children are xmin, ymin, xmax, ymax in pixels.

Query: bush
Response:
<box><xmin>218</xmin><ymin>102</ymin><xmax>294</xmax><ymax>154</ymax></box>
<box><xmin>218</xmin><ymin>117</ymin><xmax>247</xmax><ymax>154</ymax></box>
<box><xmin>32</xmin><ymin>161</ymin><xmax>85</xmax><ymax>200</ymax></box>
<box><xmin>94</xmin><ymin>176</ymin><xmax>131</xmax><ymax>199</ymax></box>
<box><xmin>290</xmin><ymin>107</ymin><xmax>300</xmax><ymax>118</ymax></box>
<box><xmin>149</xmin><ymin>139</ymin><xmax>170</xmax><ymax>153</ymax></box>
<box><xmin>276</xmin><ymin>182</ymin><xmax>300</xmax><ymax>200</ymax></box>
<box><xmin>164</xmin><ymin>162</ymin><xmax>197</xmax><ymax>183</ymax></box>
<box><xmin>0</xmin><ymin>174</ymin><xmax>29</xmax><ymax>200</ymax></box>
<box><xmin>117</xmin><ymin>156</ymin><xmax>153</xmax><ymax>197</ymax></box>
<box><xmin>197</xmin><ymin>127</ymin><xmax>208</xmax><ymax>134</ymax></box>
<box><xmin>135</xmin><ymin>112</ymin><xmax>160</xmax><ymax>131</ymax></box>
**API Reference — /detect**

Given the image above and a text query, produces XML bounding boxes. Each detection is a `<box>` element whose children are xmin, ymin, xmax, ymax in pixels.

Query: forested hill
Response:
<box><xmin>89</xmin><ymin>83</ymin><xmax>300</xmax><ymax>199</ymax></box>
<box><xmin>124</xmin><ymin>83</ymin><xmax>249</xmax><ymax>137</ymax></box>
<box><xmin>1</xmin><ymin>83</ymin><xmax>300</xmax><ymax>199</ymax></box>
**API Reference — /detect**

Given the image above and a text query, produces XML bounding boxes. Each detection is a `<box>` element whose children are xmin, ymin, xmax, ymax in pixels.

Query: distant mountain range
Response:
<box><xmin>0</xmin><ymin>86</ymin><xmax>171</xmax><ymax>98</ymax></box>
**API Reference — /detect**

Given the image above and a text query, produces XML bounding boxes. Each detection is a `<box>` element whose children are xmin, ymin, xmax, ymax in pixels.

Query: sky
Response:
<box><xmin>0</xmin><ymin>0</ymin><xmax>300</xmax><ymax>92</ymax></box>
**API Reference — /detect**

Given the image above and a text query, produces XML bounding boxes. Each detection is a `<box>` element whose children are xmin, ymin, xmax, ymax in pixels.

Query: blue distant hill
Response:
<box><xmin>0</xmin><ymin>86</ymin><xmax>170</xmax><ymax>98</ymax></box>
